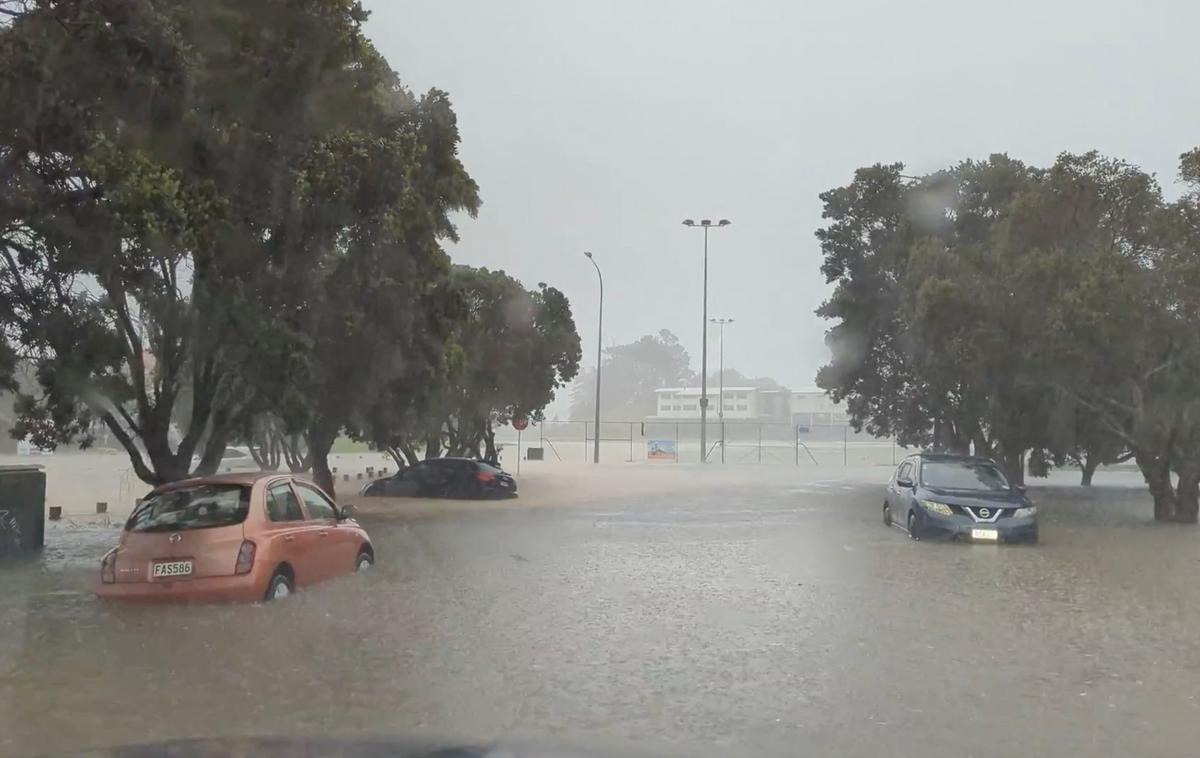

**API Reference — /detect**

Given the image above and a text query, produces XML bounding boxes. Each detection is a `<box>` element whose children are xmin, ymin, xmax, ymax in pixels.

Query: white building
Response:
<box><xmin>788</xmin><ymin>387</ymin><xmax>848</xmax><ymax>428</ymax></box>
<box><xmin>650</xmin><ymin>386</ymin><xmax>846</xmax><ymax>426</ymax></box>
<box><xmin>653</xmin><ymin>386</ymin><xmax>760</xmax><ymax>420</ymax></box>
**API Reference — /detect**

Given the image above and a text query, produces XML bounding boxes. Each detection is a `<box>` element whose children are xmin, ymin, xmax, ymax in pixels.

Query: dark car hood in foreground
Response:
<box><xmin>62</xmin><ymin>737</ymin><xmax>682</xmax><ymax>758</ymax></box>
<box><xmin>920</xmin><ymin>487</ymin><xmax>1028</xmax><ymax>507</ymax></box>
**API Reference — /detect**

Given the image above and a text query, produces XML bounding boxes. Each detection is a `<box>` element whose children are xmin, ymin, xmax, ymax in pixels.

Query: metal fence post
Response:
<box><xmin>629</xmin><ymin>422</ymin><xmax>634</xmax><ymax>462</ymax></box>
<box><xmin>675</xmin><ymin>423</ymin><xmax>679</xmax><ymax>463</ymax></box>
<box><xmin>892</xmin><ymin>436</ymin><xmax>896</xmax><ymax>466</ymax></box>
<box><xmin>795</xmin><ymin>425</ymin><xmax>799</xmax><ymax>466</ymax></box>
<box><xmin>584</xmin><ymin>421</ymin><xmax>589</xmax><ymax>462</ymax></box>
<box><xmin>758</xmin><ymin>423</ymin><xmax>762</xmax><ymax>464</ymax></box>
<box><xmin>843</xmin><ymin>425</ymin><xmax>848</xmax><ymax>466</ymax></box>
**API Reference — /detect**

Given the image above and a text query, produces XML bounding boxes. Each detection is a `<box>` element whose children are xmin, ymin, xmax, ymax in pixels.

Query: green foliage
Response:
<box><xmin>816</xmin><ymin>149</ymin><xmax>1200</xmax><ymax>518</ymax></box>
<box><xmin>359</xmin><ymin>266</ymin><xmax>581</xmax><ymax>464</ymax></box>
<box><xmin>0</xmin><ymin>0</ymin><xmax>486</xmax><ymax>489</ymax></box>
<box><xmin>569</xmin><ymin>329</ymin><xmax>693</xmax><ymax>420</ymax></box>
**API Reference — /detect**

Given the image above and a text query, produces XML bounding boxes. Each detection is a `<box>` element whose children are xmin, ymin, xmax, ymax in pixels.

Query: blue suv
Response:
<box><xmin>884</xmin><ymin>453</ymin><xmax>1038</xmax><ymax>544</ymax></box>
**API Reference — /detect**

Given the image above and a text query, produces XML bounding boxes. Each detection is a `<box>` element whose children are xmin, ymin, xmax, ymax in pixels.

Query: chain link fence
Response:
<box><xmin>492</xmin><ymin>419</ymin><xmax>907</xmax><ymax>468</ymax></box>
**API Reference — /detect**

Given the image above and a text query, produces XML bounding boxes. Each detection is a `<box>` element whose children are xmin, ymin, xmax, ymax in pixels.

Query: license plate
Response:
<box><xmin>971</xmin><ymin>529</ymin><xmax>999</xmax><ymax>541</ymax></box>
<box><xmin>152</xmin><ymin>560</ymin><xmax>193</xmax><ymax>578</ymax></box>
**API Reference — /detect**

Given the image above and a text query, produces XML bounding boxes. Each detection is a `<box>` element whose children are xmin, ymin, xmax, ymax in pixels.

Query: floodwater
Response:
<box><xmin>3</xmin><ymin>468</ymin><xmax>1200</xmax><ymax>757</ymax></box>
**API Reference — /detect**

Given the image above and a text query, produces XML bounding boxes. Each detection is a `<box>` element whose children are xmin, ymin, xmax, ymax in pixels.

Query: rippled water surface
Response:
<box><xmin>3</xmin><ymin>471</ymin><xmax>1199</xmax><ymax>757</ymax></box>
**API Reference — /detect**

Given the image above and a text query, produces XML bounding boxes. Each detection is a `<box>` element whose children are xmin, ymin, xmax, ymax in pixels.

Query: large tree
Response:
<box><xmin>360</xmin><ymin>266</ymin><xmax>581</xmax><ymax>467</ymax></box>
<box><xmin>265</xmin><ymin>89</ymin><xmax>480</xmax><ymax>497</ymax></box>
<box><xmin>814</xmin><ymin>157</ymin><xmax>1044</xmax><ymax>469</ymax></box>
<box><xmin>816</xmin><ymin>149</ymin><xmax>1200</xmax><ymax>519</ymax></box>
<box><xmin>569</xmin><ymin>329</ymin><xmax>693</xmax><ymax>420</ymax></box>
<box><xmin>0</xmin><ymin>1</ymin><xmax>475</xmax><ymax>491</ymax></box>
<box><xmin>1047</xmin><ymin>151</ymin><xmax>1200</xmax><ymax>521</ymax></box>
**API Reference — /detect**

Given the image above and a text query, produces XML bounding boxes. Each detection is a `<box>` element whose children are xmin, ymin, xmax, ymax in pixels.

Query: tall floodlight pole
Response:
<box><xmin>710</xmin><ymin>318</ymin><xmax>733</xmax><ymax>463</ymax></box>
<box><xmin>682</xmin><ymin>218</ymin><xmax>731</xmax><ymax>463</ymax></box>
<box><xmin>584</xmin><ymin>252</ymin><xmax>603</xmax><ymax>464</ymax></box>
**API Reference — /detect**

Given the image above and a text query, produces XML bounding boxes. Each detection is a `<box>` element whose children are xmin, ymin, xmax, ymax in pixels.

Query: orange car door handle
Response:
<box><xmin>284</xmin><ymin>535</ymin><xmax>295</xmax><ymax>542</ymax></box>
<box><xmin>319</xmin><ymin>531</ymin><xmax>329</xmax><ymax>537</ymax></box>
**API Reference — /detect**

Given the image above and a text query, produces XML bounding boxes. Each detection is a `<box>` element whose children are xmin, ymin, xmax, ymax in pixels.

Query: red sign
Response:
<box><xmin>512</xmin><ymin>417</ymin><xmax>529</xmax><ymax>431</ymax></box>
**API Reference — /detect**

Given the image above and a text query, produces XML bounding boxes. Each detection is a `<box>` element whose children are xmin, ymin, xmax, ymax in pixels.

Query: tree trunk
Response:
<box><xmin>145</xmin><ymin>435</ymin><xmax>188</xmax><ymax>483</ymax></box>
<box><xmin>1080</xmin><ymin>456</ymin><xmax>1099</xmax><ymax>486</ymax></box>
<box><xmin>1134</xmin><ymin>451</ymin><xmax>1199</xmax><ymax>523</ymax></box>
<box><xmin>385</xmin><ymin>447</ymin><xmax>404</xmax><ymax>469</ymax></box>
<box><xmin>423</xmin><ymin>429</ymin><xmax>441</xmax><ymax>459</ymax></box>
<box><xmin>396</xmin><ymin>443</ymin><xmax>421</xmax><ymax>467</ymax></box>
<box><xmin>483</xmin><ymin>421</ymin><xmax>498</xmax><ymax>463</ymax></box>
<box><xmin>192</xmin><ymin>431</ymin><xmax>230</xmax><ymax>479</ymax></box>
<box><xmin>1175</xmin><ymin>471</ymin><xmax>1200</xmax><ymax>524</ymax></box>
<box><xmin>934</xmin><ymin>419</ymin><xmax>970</xmax><ymax>454</ymax></box>
<box><xmin>999</xmin><ymin>449</ymin><xmax>1025</xmax><ymax>486</ymax></box>
<box><xmin>246</xmin><ymin>420</ymin><xmax>281</xmax><ymax>471</ymax></box>
<box><xmin>308</xmin><ymin>423</ymin><xmax>338</xmax><ymax>499</ymax></box>
<box><xmin>282</xmin><ymin>433</ymin><xmax>310</xmax><ymax>472</ymax></box>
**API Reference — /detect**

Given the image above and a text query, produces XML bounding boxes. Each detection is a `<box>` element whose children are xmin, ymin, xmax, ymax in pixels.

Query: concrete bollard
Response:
<box><xmin>381</xmin><ymin>467</ymin><xmax>388</xmax><ymax>475</ymax></box>
<box><xmin>48</xmin><ymin>506</ymin><xmax>62</xmax><ymax>521</ymax></box>
<box><xmin>96</xmin><ymin>502</ymin><xmax>107</xmax><ymax>514</ymax></box>
<box><xmin>333</xmin><ymin>467</ymin><xmax>338</xmax><ymax>474</ymax></box>
<box><xmin>343</xmin><ymin>474</ymin><xmax>350</xmax><ymax>482</ymax></box>
<box><xmin>356</xmin><ymin>472</ymin><xmax>363</xmax><ymax>480</ymax></box>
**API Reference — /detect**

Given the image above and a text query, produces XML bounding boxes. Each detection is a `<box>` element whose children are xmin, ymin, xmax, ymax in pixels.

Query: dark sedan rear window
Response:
<box><xmin>921</xmin><ymin>461</ymin><xmax>1010</xmax><ymax>491</ymax></box>
<box><xmin>476</xmin><ymin>462</ymin><xmax>502</xmax><ymax>474</ymax></box>
<box><xmin>126</xmin><ymin>484</ymin><xmax>251</xmax><ymax>532</ymax></box>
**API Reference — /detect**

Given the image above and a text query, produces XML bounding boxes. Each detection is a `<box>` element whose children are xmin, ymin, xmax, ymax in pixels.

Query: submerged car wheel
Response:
<box><xmin>907</xmin><ymin>511</ymin><xmax>920</xmax><ymax>541</ymax></box>
<box><xmin>883</xmin><ymin>502</ymin><xmax>892</xmax><ymax>527</ymax></box>
<box><xmin>266</xmin><ymin>570</ymin><xmax>293</xmax><ymax>601</ymax></box>
<box><xmin>356</xmin><ymin>550</ymin><xmax>374</xmax><ymax>572</ymax></box>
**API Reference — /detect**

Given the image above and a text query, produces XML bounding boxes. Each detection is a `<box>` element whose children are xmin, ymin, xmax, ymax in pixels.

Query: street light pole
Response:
<box><xmin>584</xmin><ymin>252</ymin><xmax>603</xmax><ymax>464</ymax></box>
<box><xmin>710</xmin><ymin>317</ymin><xmax>733</xmax><ymax>463</ymax></box>
<box><xmin>682</xmin><ymin>218</ymin><xmax>730</xmax><ymax>463</ymax></box>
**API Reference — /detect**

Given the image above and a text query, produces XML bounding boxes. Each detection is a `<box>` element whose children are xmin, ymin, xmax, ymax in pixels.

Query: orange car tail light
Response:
<box><xmin>235</xmin><ymin>540</ymin><xmax>256</xmax><ymax>575</ymax></box>
<box><xmin>476</xmin><ymin>471</ymin><xmax>495</xmax><ymax>483</ymax></box>
<box><xmin>101</xmin><ymin>550</ymin><xmax>117</xmax><ymax>584</ymax></box>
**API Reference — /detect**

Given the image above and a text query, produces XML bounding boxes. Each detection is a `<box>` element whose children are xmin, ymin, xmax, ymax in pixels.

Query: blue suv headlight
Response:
<box><xmin>920</xmin><ymin>500</ymin><xmax>953</xmax><ymax>516</ymax></box>
<box><xmin>1014</xmin><ymin>506</ymin><xmax>1037</xmax><ymax>519</ymax></box>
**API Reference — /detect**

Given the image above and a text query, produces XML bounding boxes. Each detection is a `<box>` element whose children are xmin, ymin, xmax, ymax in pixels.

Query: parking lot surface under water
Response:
<box><xmin>3</xmin><ymin>468</ymin><xmax>1199</xmax><ymax>757</ymax></box>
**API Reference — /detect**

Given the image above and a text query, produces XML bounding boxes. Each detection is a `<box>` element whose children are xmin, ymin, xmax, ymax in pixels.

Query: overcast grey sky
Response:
<box><xmin>365</xmin><ymin>0</ymin><xmax>1200</xmax><ymax>400</ymax></box>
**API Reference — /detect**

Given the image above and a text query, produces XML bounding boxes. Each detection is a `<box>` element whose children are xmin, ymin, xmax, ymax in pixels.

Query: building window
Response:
<box><xmin>736</xmin><ymin>404</ymin><xmax>747</xmax><ymax>411</ymax></box>
<box><xmin>724</xmin><ymin>404</ymin><xmax>734</xmax><ymax>411</ymax></box>
<box><xmin>683</xmin><ymin>404</ymin><xmax>697</xmax><ymax>411</ymax></box>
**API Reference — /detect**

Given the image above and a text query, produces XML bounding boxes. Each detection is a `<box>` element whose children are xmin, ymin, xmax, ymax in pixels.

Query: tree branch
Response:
<box><xmin>99</xmin><ymin>411</ymin><xmax>156</xmax><ymax>484</ymax></box>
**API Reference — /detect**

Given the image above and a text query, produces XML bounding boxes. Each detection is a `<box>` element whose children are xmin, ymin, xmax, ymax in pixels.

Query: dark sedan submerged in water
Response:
<box><xmin>361</xmin><ymin>457</ymin><xmax>517</xmax><ymax>499</ymax></box>
<box><xmin>883</xmin><ymin>453</ymin><xmax>1038</xmax><ymax>544</ymax></box>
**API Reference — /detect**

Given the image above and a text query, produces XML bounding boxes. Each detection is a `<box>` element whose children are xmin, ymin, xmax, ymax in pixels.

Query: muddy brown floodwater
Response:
<box><xmin>2</xmin><ymin>466</ymin><xmax>1200</xmax><ymax>758</ymax></box>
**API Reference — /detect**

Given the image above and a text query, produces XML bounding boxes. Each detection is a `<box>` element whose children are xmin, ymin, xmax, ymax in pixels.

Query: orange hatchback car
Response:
<box><xmin>97</xmin><ymin>473</ymin><xmax>373</xmax><ymax>602</ymax></box>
